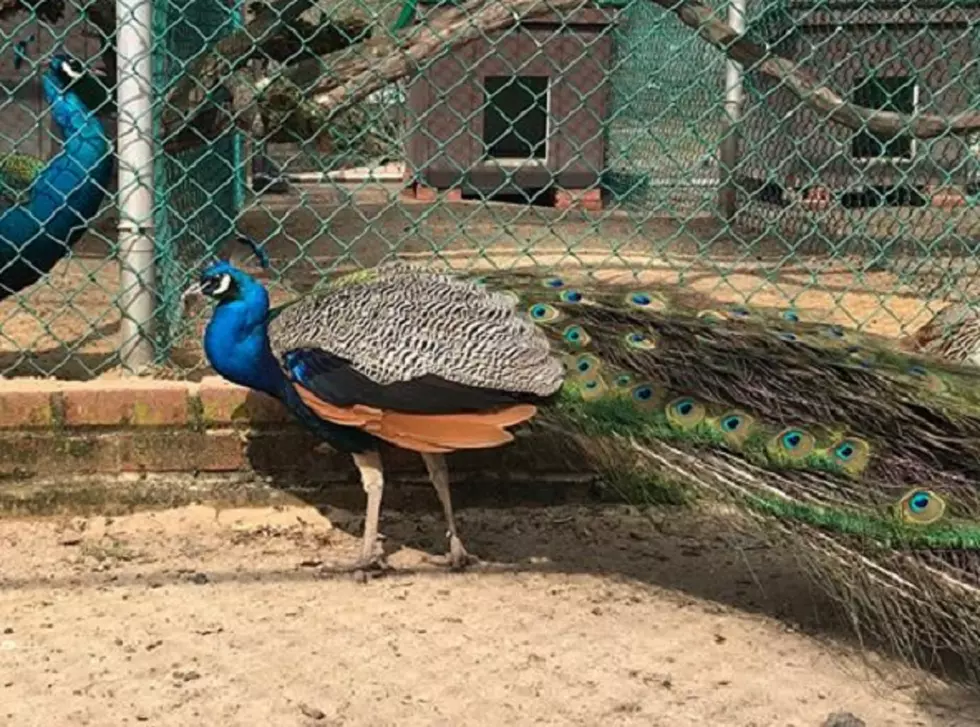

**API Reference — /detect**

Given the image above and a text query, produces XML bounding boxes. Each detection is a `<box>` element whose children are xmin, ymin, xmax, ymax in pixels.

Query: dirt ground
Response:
<box><xmin>2</xmin><ymin>501</ymin><xmax>979</xmax><ymax>727</ymax></box>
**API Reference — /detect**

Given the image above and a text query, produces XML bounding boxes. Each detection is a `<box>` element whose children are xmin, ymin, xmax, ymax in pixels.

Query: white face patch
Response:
<box><xmin>212</xmin><ymin>274</ymin><xmax>232</xmax><ymax>296</ymax></box>
<box><xmin>61</xmin><ymin>60</ymin><xmax>83</xmax><ymax>80</ymax></box>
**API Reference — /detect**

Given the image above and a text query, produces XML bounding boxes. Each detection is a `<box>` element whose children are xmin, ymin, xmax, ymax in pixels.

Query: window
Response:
<box><xmin>851</xmin><ymin>74</ymin><xmax>918</xmax><ymax>161</ymax></box>
<box><xmin>482</xmin><ymin>76</ymin><xmax>549</xmax><ymax>162</ymax></box>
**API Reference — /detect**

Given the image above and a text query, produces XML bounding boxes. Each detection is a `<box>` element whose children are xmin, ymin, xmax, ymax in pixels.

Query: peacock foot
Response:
<box><xmin>427</xmin><ymin>534</ymin><xmax>478</xmax><ymax>571</ymax></box>
<box><xmin>342</xmin><ymin>553</ymin><xmax>391</xmax><ymax>584</ymax></box>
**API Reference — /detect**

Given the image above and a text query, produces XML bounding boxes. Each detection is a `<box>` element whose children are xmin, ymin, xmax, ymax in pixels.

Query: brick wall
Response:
<box><xmin>0</xmin><ymin>377</ymin><xmax>595</xmax><ymax>516</ymax></box>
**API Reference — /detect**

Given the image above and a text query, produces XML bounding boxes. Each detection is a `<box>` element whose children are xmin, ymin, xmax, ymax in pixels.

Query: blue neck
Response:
<box><xmin>32</xmin><ymin>82</ymin><xmax>113</xmax><ymax>239</ymax></box>
<box><xmin>203</xmin><ymin>296</ymin><xmax>288</xmax><ymax>399</ymax></box>
<box><xmin>202</xmin><ymin>282</ymin><xmax>381</xmax><ymax>454</ymax></box>
<box><xmin>0</xmin><ymin>79</ymin><xmax>112</xmax><ymax>281</ymax></box>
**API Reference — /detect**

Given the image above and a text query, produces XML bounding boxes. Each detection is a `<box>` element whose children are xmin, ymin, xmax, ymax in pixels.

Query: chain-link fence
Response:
<box><xmin>0</xmin><ymin>0</ymin><xmax>976</xmax><ymax>380</ymax></box>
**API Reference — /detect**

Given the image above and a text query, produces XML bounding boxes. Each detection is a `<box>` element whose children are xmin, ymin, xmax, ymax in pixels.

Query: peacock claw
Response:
<box><xmin>343</xmin><ymin>555</ymin><xmax>391</xmax><ymax>583</ymax></box>
<box><xmin>427</xmin><ymin>535</ymin><xmax>478</xmax><ymax>571</ymax></box>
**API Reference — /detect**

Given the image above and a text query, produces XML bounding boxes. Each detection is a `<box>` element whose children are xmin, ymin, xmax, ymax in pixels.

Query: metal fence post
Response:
<box><xmin>117</xmin><ymin>0</ymin><xmax>156</xmax><ymax>371</ymax></box>
<box><xmin>718</xmin><ymin>0</ymin><xmax>746</xmax><ymax>222</ymax></box>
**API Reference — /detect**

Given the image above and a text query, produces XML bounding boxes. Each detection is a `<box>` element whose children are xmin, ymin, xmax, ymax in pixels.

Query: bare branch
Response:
<box><xmin>162</xmin><ymin>0</ymin><xmax>584</xmax><ymax>153</ymax></box>
<box><xmin>250</xmin><ymin>0</ymin><xmax>980</xmax><ymax>143</ymax></box>
<box><xmin>158</xmin><ymin>0</ymin><xmax>327</xmax><ymax>137</ymax></box>
<box><xmin>648</xmin><ymin>0</ymin><xmax>980</xmax><ymax>138</ymax></box>
<box><xmin>160</xmin><ymin>0</ymin><xmax>980</xmax><ymax>154</ymax></box>
<box><xmin>287</xmin><ymin>0</ymin><xmax>580</xmax><ymax>122</ymax></box>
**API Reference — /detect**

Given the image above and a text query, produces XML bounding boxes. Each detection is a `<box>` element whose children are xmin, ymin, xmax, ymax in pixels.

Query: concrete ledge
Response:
<box><xmin>0</xmin><ymin>377</ymin><xmax>598</xmax><ymax>516</ymax></box>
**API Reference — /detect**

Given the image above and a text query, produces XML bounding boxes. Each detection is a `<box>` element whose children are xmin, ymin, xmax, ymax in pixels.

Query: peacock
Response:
<box><xmin>191</xmin><ymin>252</ymin><xmax>980</xmax><ymax>684</ymax></box>
<box><xmin>0</xmin><ymin>53</ymin><xmax>113</xmax><ymax>299</ymax></box>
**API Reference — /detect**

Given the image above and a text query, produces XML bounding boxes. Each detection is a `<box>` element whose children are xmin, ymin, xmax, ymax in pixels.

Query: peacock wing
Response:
<box><xmin>268</xmin><ymin>261</ymin><xmax>564</xmax><ymax>399</ymax></box>
<box><xmin>267</xmin><ymin>263</ymin><xmax>563</xmax><ymax>453</ymax></box>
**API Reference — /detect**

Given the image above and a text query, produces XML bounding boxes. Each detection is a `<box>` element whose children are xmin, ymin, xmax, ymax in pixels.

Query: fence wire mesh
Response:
<box><xmin>0</xmin><ymin>0</ymin><xmax>977</xmax><ymax>380</ymax></box>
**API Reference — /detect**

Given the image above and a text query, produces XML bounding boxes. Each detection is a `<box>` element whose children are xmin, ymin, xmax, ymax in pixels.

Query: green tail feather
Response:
<box><xmin>473</xmin><ymin>268</ymin><xmax>980</xmax><ymax>689</ymax></box>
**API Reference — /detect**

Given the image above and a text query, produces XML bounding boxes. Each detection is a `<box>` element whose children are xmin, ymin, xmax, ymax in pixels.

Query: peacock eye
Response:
<box><xmin>782</xmin><ymin>309</ymin><xmax>800</xmax><ymax>323</ymax></box>
<box><xmin>898</xmin><ymin>488</ymin><xmax>946</xmax><ymax>525</ymax></box>
<box><xmin>715</xmin><ymin>409</ymin><xmax>756</xmax><ymax>445</ymax></box>
<box><xmin>579</xmin><ymin>376</ymin><xmax>608</xmax><ymax>401</ymax></box>
<box><xmin>528</xmin><ymin>303</ymin><xmax>560</xmax><ymax>323</ymax></box>
<box><xmin>767</xmin><ymin>427</ymin><xmax>816</xmax><ymax>460</ymax></box>
<box><xmin>624</xmin><ymin>331</ymin><xmax>657</xmax><ymax>350</ymax></box>
<box><xmin>559</xmin><ymin>289</ymin><xmax>583</xmax><ymax>304</ymax></box>
<box><xmin>629</xmin><ymin>383</ymin><xmax>659</xmax><ymax>409</ymax></box>
<box><xmin>782</xmin><ymin>431</ymin><xmax>803</xmax><ymax>448</ymax></box>
<box><xmin>721</xmin><ymin>414</ymin><xmax>741</xmax><ymax>431</ymax></box>
<box><xmin>910</xmin><ymin>493</ymin><xmax>930</xmax><ymax>512</ymax></box>
<box><xmin>566</xmin><ymin>353</ymin><xmax>600</xmax><ymax>378</ymax></box>
<box><xmin>562</xmin><ymin>325</ymin><xmax>591</xmax><ymax>348</ymax></box>
<box><xmin>543</xmin><ymin>277</ymin><xmax>564</xmax><ymax>289</ymax></box>
<box><xmin>665</xmin><ymin>396</ymin><xmax>706</xmax><ymax>429</ymax></box>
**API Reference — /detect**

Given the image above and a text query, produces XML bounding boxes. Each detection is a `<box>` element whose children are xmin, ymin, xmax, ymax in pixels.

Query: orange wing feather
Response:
<box><xmin>294</xmin><ymin>384</ymin><xmax>537</xmax><ymax>453</ymax></box>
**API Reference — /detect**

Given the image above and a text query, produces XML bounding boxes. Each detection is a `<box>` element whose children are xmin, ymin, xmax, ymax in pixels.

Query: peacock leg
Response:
<box><xmin>421</xmin><ymin>452</ymin><xmax>476</xmax><ymax>570</ymax></box>
<box><xmin>347</xmin><ymin>450</ymin><xmax>389</xmax><ymax>577</ymax></box>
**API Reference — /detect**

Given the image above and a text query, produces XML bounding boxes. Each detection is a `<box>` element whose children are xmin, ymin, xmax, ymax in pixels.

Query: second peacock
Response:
<box><xmin>0</xmin><ymin>53</ymin><xmax>113</xmax><ymax>300</ymax></box>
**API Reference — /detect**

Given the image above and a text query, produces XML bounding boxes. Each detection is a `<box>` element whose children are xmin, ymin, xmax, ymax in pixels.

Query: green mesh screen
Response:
<box><xmin>152</xmin><ymin>0</ymin><xmax>245</xmax><ymax>361</ymax></box>
<box><xmin>605</xmin><ymin>0</ymin><xmax>727</xmax><ymax>213</ymax></box>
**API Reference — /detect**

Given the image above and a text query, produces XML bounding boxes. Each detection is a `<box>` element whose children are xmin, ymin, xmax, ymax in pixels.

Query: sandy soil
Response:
<box><xmin>2</xmin><ymin>502</ymin><xmax>978</xmax><ymax>727</ymax></box>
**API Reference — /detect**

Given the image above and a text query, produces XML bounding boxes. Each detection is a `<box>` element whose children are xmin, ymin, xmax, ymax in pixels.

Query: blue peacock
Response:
<box><xmin>0</xmin><ymin>53</ymin><xmax>113</xmax><ymax>300</ymax></box>
<box><xmin>192</xmin><ymin>253</ymin><xmax>980</xmax><ymax>688</ymax></box>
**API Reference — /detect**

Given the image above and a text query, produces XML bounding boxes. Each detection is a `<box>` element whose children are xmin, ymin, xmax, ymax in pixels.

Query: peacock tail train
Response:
<box><xmin>465</xmin><ymin>267</ymin><xmax>980</xmax><ymax>687</ymax></box>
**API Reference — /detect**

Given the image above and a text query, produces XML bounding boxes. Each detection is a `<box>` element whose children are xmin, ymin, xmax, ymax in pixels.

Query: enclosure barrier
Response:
<box><xmin>0</xmin><ymin>0</ymin><xmax>976</xmax><ymax>381</ymax></box>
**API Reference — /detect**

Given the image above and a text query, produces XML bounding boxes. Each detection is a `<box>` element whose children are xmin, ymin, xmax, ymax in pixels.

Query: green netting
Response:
<box><xmin>0</xmin><ymin>0</ymin><xmax>977</xmax><ymax>380</ymax></box>
<box><xmin>152</xmin><ymin>0</ymin><xmax>245</xmax><ymax>360</ymax></box>
<box><xmin>605</xmin><ymin>0</ymin><xmax>727</xmax><ymax>212</ymax></box>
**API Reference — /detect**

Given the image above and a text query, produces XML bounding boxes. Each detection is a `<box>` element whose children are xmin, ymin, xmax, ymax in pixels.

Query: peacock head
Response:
<box><xmin>42</xmin><ymin>53</ymin><xmax>112</xmax><ymax>116</ymax></box>
<box><xmin>197</xmin><ymin>261</ymin><xmax>242</xmax><ymax>300</ymax></box>
<box><xmin>183</xmin><ymin>235</ymin><xmax>271</xmax><ymax>311</ymax></box>
<box><xmin>188</xmin><ymin>260</ymin><xmax>264</xmax><ymax>306</ymax></box>
<box><xmin>44</xmin><ymin>55</ymin><xmax>90</xmax><ymax>100</ymax></box>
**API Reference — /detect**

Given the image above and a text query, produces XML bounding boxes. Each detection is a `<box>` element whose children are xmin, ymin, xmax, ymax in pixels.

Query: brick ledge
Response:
<box><xmin>0</xmin><ymin>377</ymin><xmax>598</xmax><ymax>516</ymax></box>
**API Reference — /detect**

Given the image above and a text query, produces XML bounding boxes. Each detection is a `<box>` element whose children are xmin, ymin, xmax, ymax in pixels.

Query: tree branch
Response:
<box><xmin>158</xmin><ymin>0</ymin><xmax>336</xmax><ymax>138</ymax></box>
<box><xmin>159</xmin><ymin>0</ymin><xmax>980</xmax><ymax>155</ymax></box>
<box><xmin>647</xmin><ymin>0</ymin><xmax>980</xmax><ymax>138</ymax></box>
<box><xmin>162</xmin><ymin>0</ymin><xmax>584</xmax><ymax>153</ymax></box>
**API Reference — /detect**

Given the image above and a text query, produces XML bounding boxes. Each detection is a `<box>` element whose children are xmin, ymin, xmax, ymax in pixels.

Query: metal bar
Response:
<box><xmin>718</xmin><ymin>0</ymin><xmax>747</xmax><ymax>222</ymax></box>
<box><xmin>116</xmin><ymin>0</ymin><xmax>156</xmax><ymax>371</ymax></box>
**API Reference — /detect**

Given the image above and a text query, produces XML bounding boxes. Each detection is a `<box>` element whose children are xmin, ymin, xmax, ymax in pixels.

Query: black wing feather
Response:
<box><xmin>282</xmin><ymin>347</ymin><xmax>545</xmax><ymax>414</ymax></box>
